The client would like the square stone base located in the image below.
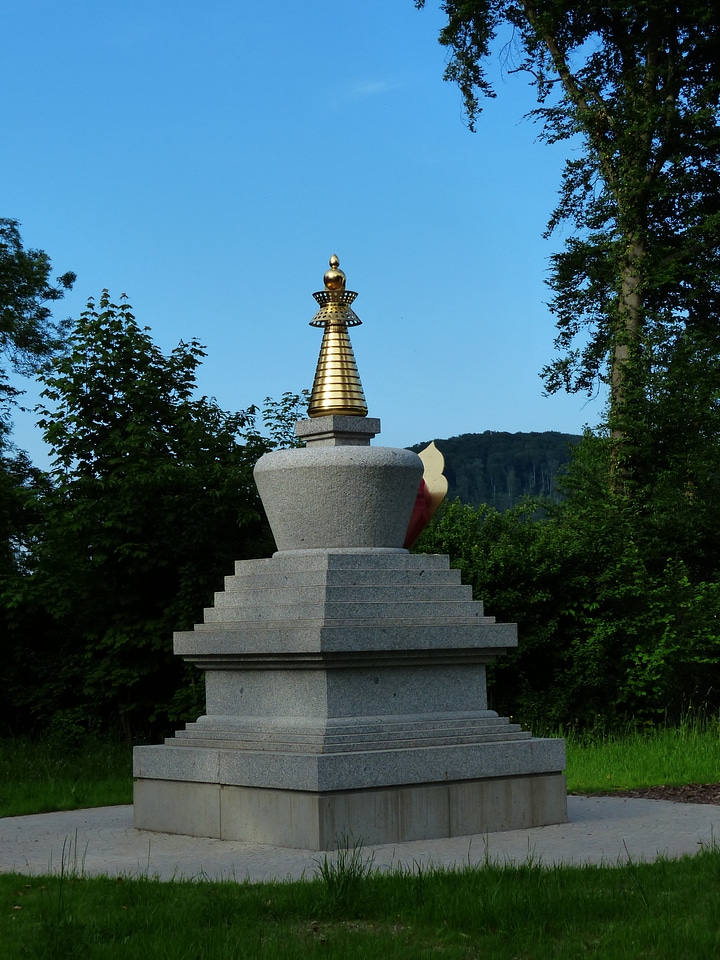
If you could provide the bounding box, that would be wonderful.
[133,773,567,850]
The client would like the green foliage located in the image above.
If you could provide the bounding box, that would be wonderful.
[415,429,720,727]
[0,447,52,732]
[3,292,273,738]
[0,218,77,732]
[414,497,590,724]
[257,390,310,449]
[315,838,376,915]
[418,1,720,401]
[0,447,49,580]
[410,430,579,509]
[0,216,75,585]
[411,2,720,724]
[0,218,75,379]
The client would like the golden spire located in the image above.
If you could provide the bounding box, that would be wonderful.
[308,255,368,418]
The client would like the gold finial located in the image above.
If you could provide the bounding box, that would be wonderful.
[308,255,368,418]
[324,254,346,291]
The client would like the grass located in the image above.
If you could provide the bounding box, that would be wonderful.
[1,715,719,818]
[1,722,720,957]
[2,845,720,958]
[563,713,720,793]
[0,737,132,818]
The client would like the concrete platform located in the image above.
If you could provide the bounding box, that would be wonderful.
[2,796,719,882]
[133,772,567,848]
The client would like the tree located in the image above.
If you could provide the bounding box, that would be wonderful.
[0,219,76,731]
[410,4,720,719]
[0,219,75,543]
[416,2,720,454]
[258,390,310,449]
[0,218,75,379]
[4,292,273,739]
[415,467,720,728]
[409,430,579,509]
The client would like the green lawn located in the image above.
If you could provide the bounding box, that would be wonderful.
[0,737,132,819]
[565,714,720,792]
[2,717,719,819]
[2,846,720,959]
[1,723,719,958]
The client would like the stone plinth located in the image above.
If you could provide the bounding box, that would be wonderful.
[133,551,567,847]
[295,415,381,446]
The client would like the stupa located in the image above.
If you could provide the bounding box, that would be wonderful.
[133,256,567,849]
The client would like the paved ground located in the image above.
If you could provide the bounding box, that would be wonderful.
[2,796,720,882]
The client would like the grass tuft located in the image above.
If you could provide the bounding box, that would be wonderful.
[314,835,376,914]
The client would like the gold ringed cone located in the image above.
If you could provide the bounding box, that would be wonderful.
[308,255,368,417]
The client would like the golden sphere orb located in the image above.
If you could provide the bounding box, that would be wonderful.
[324,254,346,290]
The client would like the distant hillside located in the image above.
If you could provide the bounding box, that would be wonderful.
[409,431,581,511]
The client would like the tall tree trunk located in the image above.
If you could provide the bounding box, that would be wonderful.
[611,237,645,439]
[609,237,646,494]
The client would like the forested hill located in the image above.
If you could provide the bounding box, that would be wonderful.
[409,431,581,511]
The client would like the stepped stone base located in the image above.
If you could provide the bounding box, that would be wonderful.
[133,550,567,848]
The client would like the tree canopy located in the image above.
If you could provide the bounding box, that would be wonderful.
[411,5,720,723]
[0,219,75,604]
[415,437,720,727]
[3,292,274,738]
[417,1,720,451]
[410,430,579,509]
[0,219,75,377]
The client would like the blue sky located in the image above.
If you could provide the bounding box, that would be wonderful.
[5,1,603,465]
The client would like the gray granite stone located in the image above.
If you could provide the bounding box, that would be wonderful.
[235,551,453,572]
[134,733,565,793]
[254,447,422,551]
[134,546,566,848]
[170,713,531,753]
[134,743,220,782]
[224,565,464,589]
[214,583,474,605]
[295,415,381,447]
[203,598,485,623]
[133,778,221,837]
[201,663,490,718]
[175,621,516,657]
